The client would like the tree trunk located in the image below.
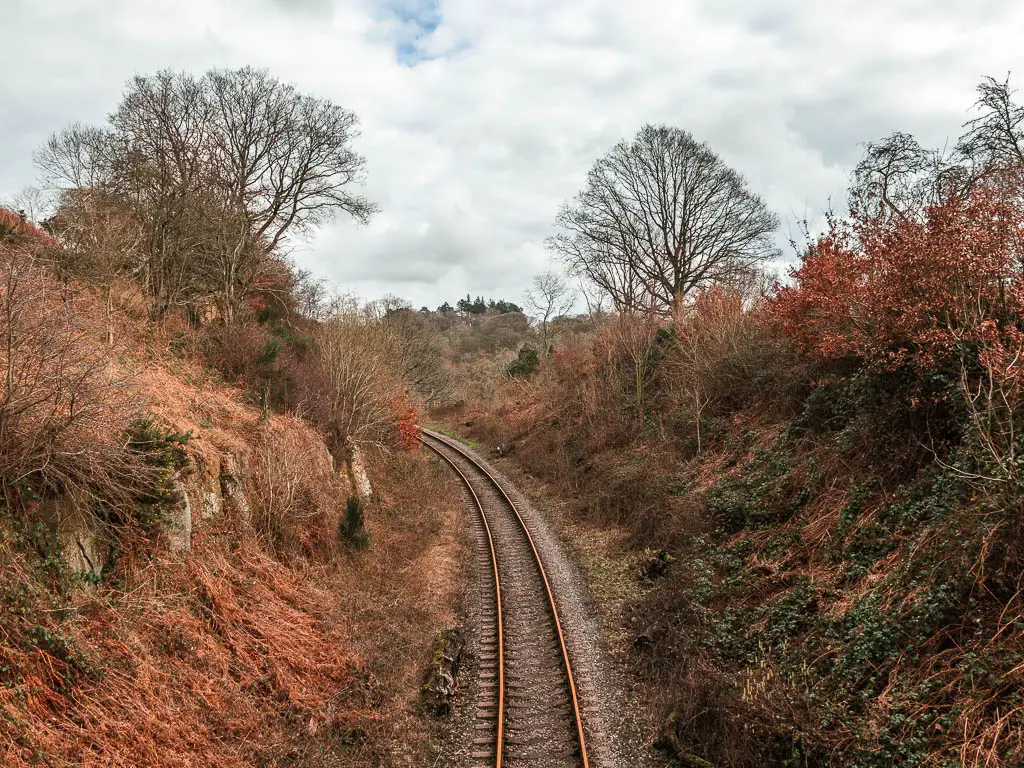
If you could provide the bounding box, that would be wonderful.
[346,440,373,501]
[333,438,372,501]
[104,284,114,346]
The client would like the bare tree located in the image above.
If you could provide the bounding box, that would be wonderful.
[35,123,111,190]
[548,124,779,311]
[202,67,377,322]
[847,75,1024,273]
[602,310,661,418]
[526,270,575,353]
[576,279,609,323]
[36,67,377,323]
[3,186,53,224]
[291,268,330,321]
[851,76,1024,228]
[959,74,1024,174]
[849,132,947,222]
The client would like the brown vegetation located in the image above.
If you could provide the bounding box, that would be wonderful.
[0,66,461,765]
[436,77,1024,767]
[0,285,464,765]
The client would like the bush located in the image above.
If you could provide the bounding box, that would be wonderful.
[665,286,805,453]
[338,495,370,550]
[204,322,308,412]
[769,183,1024,380]
[121,417,191,532]
[249,424,342,560]
[337,499,370,552]
[0,245,147,521]
[506,344,540,378]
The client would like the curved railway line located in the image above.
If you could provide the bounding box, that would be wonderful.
[420,429,590,768]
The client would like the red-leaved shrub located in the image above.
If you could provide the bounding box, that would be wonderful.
[769,183,1024,382]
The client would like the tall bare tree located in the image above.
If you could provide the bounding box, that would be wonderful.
[851,76,1024,227]
[36,67,377,323]
[548,124,779,311]
[526,270,575,353]
[201,67,376,322]
[848,132,946,223]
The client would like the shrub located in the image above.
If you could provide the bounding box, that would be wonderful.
[339,495,370,550]
[506,344,540,378]
[392,395,422,451]
[666,285,805,453]
[120,417,191,532]
[769,183,1024,380]
[204,322,305,412]
[0,245,145,521]
[309,308,407,455]
[249,425,340,560]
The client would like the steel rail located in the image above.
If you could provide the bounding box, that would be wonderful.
[420,433,505,767]
[421,429,590,768]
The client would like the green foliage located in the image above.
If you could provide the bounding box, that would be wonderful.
[789,367,966,473]
[840,469,966,582]
[654,443,1009,767]
[122,417,191,532]
[489,299,523,314]
[262,315,314,354]
[506,344,540,379]
[338,495,370,550]
[451,295,523,315]
[705,444,815,533]
[258,337,282,367]
[457,294,487,314]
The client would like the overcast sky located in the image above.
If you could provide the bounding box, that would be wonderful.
[2,0,1022,309]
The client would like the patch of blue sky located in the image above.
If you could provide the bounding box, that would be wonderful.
[383,0,447,65]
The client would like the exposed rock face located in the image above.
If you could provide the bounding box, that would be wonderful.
[166,477,192,553]
[56,502,108,580]
[54,449,250,569]
[220,454,251,519]
[347,440,373,501]
[197,455,224,520]
[420,629,465,717]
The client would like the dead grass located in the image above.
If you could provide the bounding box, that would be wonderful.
[0,437,468,768]
[327,448,467,766]
[0,276,469,766]
[0,523,358,767]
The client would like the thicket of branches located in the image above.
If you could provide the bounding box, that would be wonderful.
[0,225,182,546]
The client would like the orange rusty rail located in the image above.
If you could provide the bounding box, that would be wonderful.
[421,434,505,767]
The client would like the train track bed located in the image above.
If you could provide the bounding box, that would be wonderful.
[423,429,645,768]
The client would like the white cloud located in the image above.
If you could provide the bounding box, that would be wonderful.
[2,0,1023,308]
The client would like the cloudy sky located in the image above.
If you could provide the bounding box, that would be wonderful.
[1,0,1022,309]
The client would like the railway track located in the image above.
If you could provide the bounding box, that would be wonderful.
[421,429,590,768]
